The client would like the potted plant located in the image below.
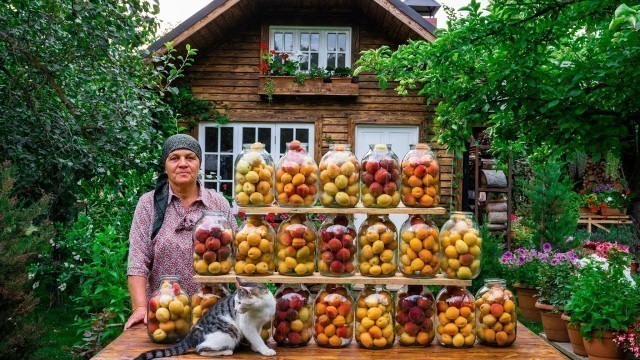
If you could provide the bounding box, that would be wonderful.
[500,247,543,321]
[565,242,640,359]
[592,182,633,216]
[613,318,640,360]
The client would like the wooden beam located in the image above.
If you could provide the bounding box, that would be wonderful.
[369,0,437,42]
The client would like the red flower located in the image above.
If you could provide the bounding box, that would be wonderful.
[269,50,276,55]
[260,42,267,50]
[579,189,585,195]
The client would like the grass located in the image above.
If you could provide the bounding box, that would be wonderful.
[28,304,78,360]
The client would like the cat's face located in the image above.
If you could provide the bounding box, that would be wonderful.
[235,278,274,309]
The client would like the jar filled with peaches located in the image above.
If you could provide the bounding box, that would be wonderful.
[401,143,440,207]
[147,275,191,343]
[191,284,229,325]
[396,285,436,347]
[276,214,316,276]
[399,215,440,278]
[360,144,401,208]
[192,211,234,276]
[317,214,357,277]
[275,140,319,207]
[314,284,354,348]
[234,142,275,206]
[234,215,275,276]
[357,214,398,277]
[273,284,313,347]
[475,279,517,347]
[318,144,360,207]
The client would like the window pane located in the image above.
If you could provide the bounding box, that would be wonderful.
[243,127,256,145]
[338,33,347,51]
[204,181,216,190]
[300,33,309,51]
[297,129,309,144]
[284,33,293,51]
[327,53,336,68]
[205,127,218,152]
[258,128,272,152]
[274,33,283,51]
[280,128,294,154]
[327,33,336,51]
[311,53,319,67]
[205,154,218,178]
[220,182,233,197]
[220,155,233,180]
[311,33,319,51]
[220,127,233,152]
[338,53,346,68]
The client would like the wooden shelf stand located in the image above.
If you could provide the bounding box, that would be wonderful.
[238,205,447,215]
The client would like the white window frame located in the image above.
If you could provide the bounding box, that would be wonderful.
[269,26,352,70]
[198,122,315,196]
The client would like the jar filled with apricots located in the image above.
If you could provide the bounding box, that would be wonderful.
[147,275,191,343]
[234,142,275,206]
[234,215,275,276]
[439,212,482,280]
[192,211,234,276]
[355,285,395,349]
[191,284,229,325]
[275,140,319,207]
[475,279,517,347]
[399,215,440,278]
[313,284,354,348]
[273,284,312,347]
[396,285,436,347]
[357,214,398,277]
[435,286,476,348]
[400,143,440,207]
[318,144,360,207]
[276,214,316,276]
[360,144,401,208]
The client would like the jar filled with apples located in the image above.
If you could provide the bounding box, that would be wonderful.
[360,144,401,208]
[234,142,275,206]
[273,284,313,347]
[192,211,234,276]
[317,214,357,277]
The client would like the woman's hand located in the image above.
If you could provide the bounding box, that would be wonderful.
[124,306,147,330]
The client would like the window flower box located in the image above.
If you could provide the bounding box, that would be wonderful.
[258,76,359,97]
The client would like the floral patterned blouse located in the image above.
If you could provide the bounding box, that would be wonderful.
[127,183,236,297]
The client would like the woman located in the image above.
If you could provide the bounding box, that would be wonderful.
[124,134,236,329]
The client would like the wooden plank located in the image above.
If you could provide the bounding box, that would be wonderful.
[92,323,566,360]
[194,273,471,287]
[237,205,446,215]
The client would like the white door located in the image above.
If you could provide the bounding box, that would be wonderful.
[354,125,419,230]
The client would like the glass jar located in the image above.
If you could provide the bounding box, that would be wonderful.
[317,214,357,277]
[360,144,401,208]
[192,210,234,276]
[191,284,229,325]
[401,143,440,207]
[435,286,476,348]
[313,284,354,348]
[355,285,395,349]
[147,275,191,343]
[357,214,398,277]
[475,279,517,347]
[439,212,482,280]
[234,142,275,206]
[396,285,436,347]
[399,215,440,278]
[276,214,316,276]
[318,144,360,207]
[273,284,312,347]
[234,215,275,275]
[275,140,319,207]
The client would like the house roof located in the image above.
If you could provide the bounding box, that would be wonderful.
[149,0,438,54]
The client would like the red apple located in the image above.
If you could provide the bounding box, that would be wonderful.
[336,248,351,262]
[328,238,343,252]
[289,296,304,311]
[362,172,375,186]
[220,231,233,246]
[330,260,345,274]
[203,251,217,263]
[217,246,231,261]
[277,298,290,311]
[374,169,391,185]
[366,161,380,174]
[369,182,383,197]
[206,237,221,251]
[193,242,206,256]
[383,182,397,195]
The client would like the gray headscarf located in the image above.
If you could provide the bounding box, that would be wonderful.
[152,134,202,239]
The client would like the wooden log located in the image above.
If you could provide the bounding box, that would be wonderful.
[488,223,508,231]
[480,169,507,188]
[486,202,507,212]
[488,211,508,224]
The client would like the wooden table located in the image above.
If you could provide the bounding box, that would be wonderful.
[92,323,568,359]
[577,213,632,232]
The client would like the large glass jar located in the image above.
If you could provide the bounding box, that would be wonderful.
[276,214,316,276]
[357,214,397,277]
[273,284,312,347]
[317,214,357,277]
[234,215,275,275]
[192,211,234,276]
[435,286,476,348]
[191,284,229,325]
[275,140,319,207]
[439,212,482,280]
[318,144,360,207]
[147,275,191,343]
[313,284,354,348]
[396,285,436,347]
[355,285,395,349]
[401,143,440,207]
[475,279,517,347]
[360,144,401,208]
[399,215,440,278]
[234,142,275,206]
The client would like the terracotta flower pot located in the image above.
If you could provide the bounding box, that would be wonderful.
[561,313,587,356]
[514,284,542,322]
[582,330,624,360]
[535,301,570,342]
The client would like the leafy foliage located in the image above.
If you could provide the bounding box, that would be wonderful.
[470,225,506,294]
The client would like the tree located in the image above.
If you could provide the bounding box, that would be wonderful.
[355,1,640,181]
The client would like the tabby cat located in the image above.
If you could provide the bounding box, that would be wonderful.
[135,277,276,359]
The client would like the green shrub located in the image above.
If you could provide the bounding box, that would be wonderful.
[470,225,506,294]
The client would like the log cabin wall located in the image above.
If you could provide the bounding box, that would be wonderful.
[186,4,458,209]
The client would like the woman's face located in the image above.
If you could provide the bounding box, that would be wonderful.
[165,149,200,188]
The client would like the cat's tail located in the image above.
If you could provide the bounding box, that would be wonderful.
[133,329,201,360]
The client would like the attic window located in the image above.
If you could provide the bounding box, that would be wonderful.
[269,26,352,71]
